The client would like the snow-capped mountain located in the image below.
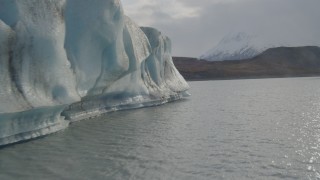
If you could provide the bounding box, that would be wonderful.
[200,32,277,61]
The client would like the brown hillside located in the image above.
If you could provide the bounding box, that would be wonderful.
[173,46,320,80]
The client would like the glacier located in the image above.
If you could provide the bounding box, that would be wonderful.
[0,0,189,146]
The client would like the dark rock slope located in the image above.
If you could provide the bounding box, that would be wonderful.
[174,46,320,80]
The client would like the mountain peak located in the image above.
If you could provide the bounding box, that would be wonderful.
[221,32,252,43]
[200,32,274,61]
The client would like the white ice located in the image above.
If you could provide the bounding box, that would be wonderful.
[0,0,189,146]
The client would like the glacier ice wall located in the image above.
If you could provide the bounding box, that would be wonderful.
[0,0,189,146]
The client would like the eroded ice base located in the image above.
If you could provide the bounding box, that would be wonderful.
[0,106,69,146]
[63,91,190,122]
[0,91,189,146]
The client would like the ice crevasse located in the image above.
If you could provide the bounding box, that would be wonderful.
[0,0,189,146]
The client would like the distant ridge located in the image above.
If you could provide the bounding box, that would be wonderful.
[174,46,320,80]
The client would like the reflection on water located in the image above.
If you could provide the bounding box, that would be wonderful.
[295,100,320,179]
[1,77,320,179]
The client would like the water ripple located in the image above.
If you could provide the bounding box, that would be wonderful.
[1,77,320,179]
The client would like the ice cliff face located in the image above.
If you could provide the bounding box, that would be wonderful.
[0,0,189,146]
[200,32,277,61]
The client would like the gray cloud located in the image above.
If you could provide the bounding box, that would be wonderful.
[122,0,320,57]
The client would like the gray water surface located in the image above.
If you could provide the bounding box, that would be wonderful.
[1,77,320,179]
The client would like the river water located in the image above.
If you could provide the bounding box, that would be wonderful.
[1,77,320,179]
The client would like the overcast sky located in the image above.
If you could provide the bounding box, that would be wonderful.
[121,0,320,57]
